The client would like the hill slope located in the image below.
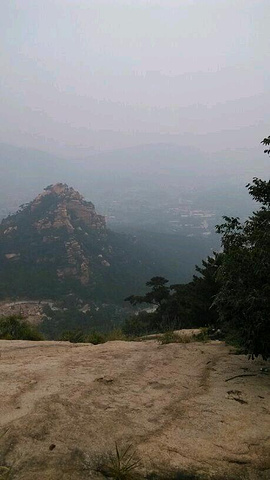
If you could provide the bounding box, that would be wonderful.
[0,183,159,302]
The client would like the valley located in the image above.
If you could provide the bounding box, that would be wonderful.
[1,2,269,479]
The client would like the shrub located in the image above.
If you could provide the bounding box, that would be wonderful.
[193,328,209,342]
[86,331,106,345]
[122,312,157,337]
[159,331,191,345]
[105,329,127,342]
[0,316,43,341]
[60,329,86,343]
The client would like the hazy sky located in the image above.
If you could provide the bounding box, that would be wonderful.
[1,0,269,156]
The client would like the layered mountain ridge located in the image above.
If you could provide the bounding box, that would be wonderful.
[0,184,157,302]
[1,183,107,287]
[31,183,106,234]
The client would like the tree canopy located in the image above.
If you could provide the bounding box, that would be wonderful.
[214,140,270,359]
[125,136,270,359]
[124,254,221,335]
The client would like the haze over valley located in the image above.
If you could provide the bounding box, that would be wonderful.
[0,2,269,479]
[1,141,268,286]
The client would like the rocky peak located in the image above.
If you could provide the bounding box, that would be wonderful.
[11,183,106,232]
[44,183,84,200]
[0,184,107,287]
[0,184,156,303]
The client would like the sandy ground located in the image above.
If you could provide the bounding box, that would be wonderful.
[0,338,269,480]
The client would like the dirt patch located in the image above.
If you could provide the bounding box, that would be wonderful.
[0,339,269,479]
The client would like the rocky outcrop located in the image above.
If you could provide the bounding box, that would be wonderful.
[0,339,269,480]
[0,184,108,287]
[0,183,158,302]
[31,183,106,232]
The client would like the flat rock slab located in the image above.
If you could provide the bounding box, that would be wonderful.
[0,339,269,479]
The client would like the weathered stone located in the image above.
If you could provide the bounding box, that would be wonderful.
[0,184,106,286]
[0,339,269,479]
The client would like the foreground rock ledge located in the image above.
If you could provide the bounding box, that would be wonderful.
[0,339,269,480]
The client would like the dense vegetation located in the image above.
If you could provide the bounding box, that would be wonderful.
[0,138,269,359]
[40,302,129,339]
[125,137,270,359]
[0,316,43,341]
[123,255,221,337]
[0,186,163,303]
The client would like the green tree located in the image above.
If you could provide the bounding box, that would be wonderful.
[124,257,222,335]
[125,276,170,308]
[125,276,179,333]
[215,138,270,359]
[183,252,222,327]
[262,135,270,155]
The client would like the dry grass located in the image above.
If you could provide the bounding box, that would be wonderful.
[159,329,210,345]
[0,466,11,480]
[97,443,141,480]
[159,331,192,345]
[0,431,11,480]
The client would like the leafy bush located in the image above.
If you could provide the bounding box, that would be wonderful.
[125,137,270,359]
[60,329,87,343]
[122,312,157,337]
[124,257,222,337]
[193,328,210,342]
[223,329,246,355]
[40,303,126,340]
[215,177,270,359]
[0,316,43,341]
[86,331,106,345]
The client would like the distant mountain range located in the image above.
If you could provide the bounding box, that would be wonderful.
[1,142,267,300]
[0,142,268,220]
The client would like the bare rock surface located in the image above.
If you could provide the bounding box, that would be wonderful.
[0,339,269,479]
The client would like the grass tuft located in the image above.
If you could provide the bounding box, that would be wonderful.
[0,466,11,480]
[97,443,141,480]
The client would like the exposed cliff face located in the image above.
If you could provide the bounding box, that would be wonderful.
[31,183,106,232]
[0,184,107,288]
[3,183,106,232]
[0,184,158,302]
